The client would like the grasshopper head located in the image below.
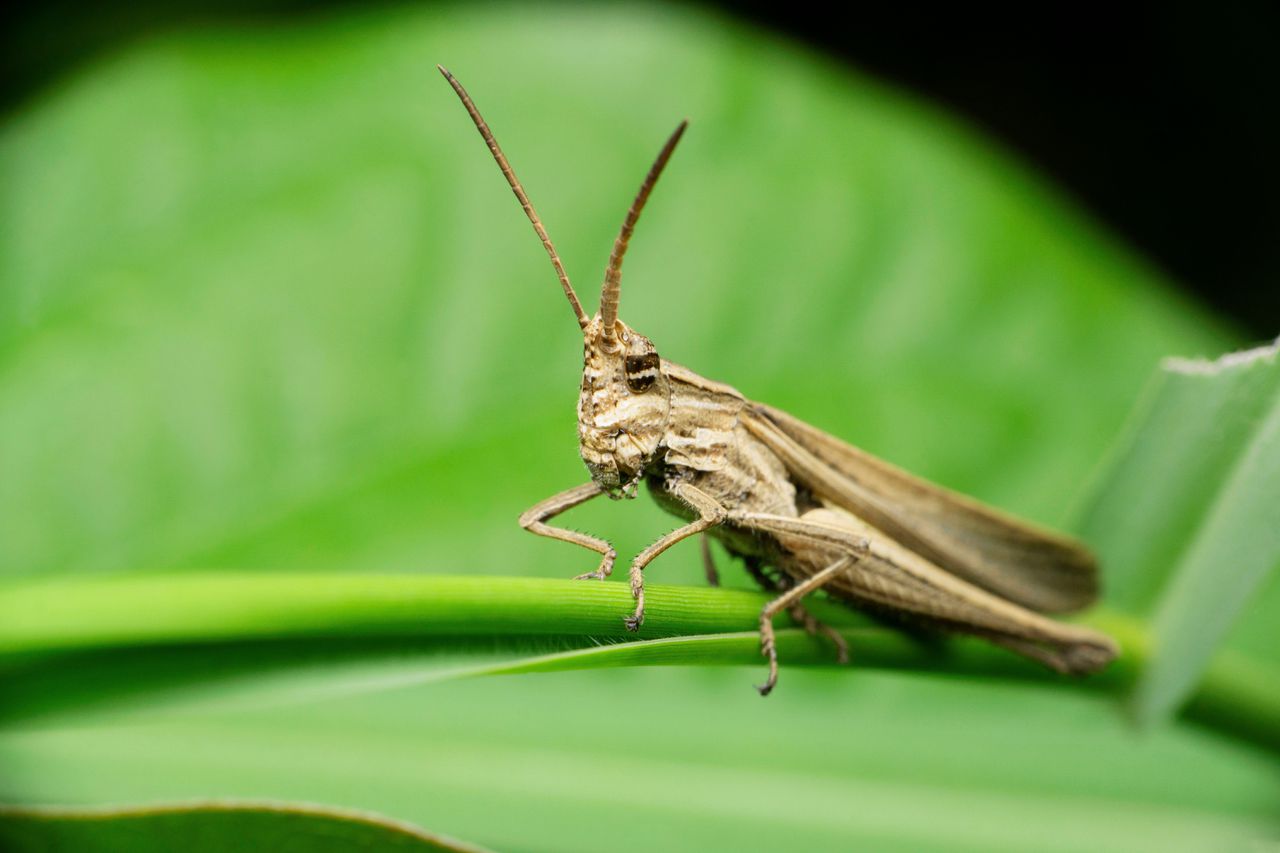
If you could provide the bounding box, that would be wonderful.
[439,67,685,497]
[575,119,686,497]
[577,315,670,496]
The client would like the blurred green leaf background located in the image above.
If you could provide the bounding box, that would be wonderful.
[1,4,1277,851]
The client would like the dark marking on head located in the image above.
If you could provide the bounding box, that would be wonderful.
[625,352,661,393]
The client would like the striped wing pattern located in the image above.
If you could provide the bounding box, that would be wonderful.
[747,404,1099,614]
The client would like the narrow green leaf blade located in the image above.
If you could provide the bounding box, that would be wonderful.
[3,570,1277,751]
[0,801,492,853]
[0,573,869,657]
[1078,341,1280,724]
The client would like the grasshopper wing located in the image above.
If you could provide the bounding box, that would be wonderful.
[762,505,1116,673]
[744,403,1099,614]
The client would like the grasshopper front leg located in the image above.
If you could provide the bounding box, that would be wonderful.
[625,482,727,631]
[519,482,616,580]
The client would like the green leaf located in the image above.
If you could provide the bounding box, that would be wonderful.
[1077,341,1280,725]
[0,7,1226,586]
[4,671,1279,853]
[0,802,492,852]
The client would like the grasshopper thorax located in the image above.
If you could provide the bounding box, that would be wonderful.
[577,316,669,497]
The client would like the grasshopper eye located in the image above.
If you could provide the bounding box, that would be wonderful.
[625,352,661,393]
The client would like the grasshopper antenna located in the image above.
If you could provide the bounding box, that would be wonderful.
[599,120,688,345]
[437,65,589,329]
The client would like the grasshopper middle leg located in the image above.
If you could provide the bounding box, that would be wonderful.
[624,482,726,630]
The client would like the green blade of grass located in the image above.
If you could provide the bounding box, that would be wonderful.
[2,572,1277,751]
[0,573,866,655]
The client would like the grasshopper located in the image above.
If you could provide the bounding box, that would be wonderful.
[439,67,1118,694]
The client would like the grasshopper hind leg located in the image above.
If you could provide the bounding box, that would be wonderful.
[699,535,721,587]
[737,553,851,667]
[786,598,850,665]
[756,555,855,696]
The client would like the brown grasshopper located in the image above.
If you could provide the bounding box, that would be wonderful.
[439,67,1118,694]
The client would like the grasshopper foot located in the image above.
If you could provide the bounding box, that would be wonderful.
[572,549,615,581]
[624,570,645,631]
[624,592,645,631]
